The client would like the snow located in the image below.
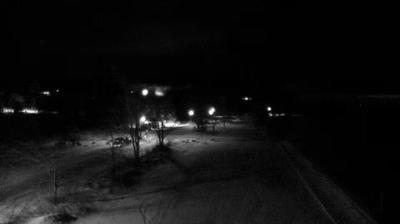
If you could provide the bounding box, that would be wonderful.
[1,122,336,224]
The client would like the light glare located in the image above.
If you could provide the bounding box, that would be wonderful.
[208,107,215,115]
[41,91,51,96]
[188,109,195,117]
[242,96,252,101]
[2,108,14,114]
[155,89,164,97]
[141,88,149,96]
[22,108,39,114]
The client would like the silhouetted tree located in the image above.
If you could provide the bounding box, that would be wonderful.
[146,94,175,147]
[115,77,145,162]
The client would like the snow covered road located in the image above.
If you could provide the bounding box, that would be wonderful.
[74,123,334,224]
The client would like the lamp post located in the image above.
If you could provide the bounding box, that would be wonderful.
[208,107,216,132]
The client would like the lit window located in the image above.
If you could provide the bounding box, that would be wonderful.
[2,108,14,114]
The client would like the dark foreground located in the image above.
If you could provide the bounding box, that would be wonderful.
[267,104,394,223]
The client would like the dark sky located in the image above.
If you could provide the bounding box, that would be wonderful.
[1,0,392,93]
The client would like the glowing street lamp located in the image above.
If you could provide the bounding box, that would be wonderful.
[208,107,215,116]
[140,115,147,124]
[141,88,149,96]
[41,91,51,96]
[267,106,272,112]
[242,96,252,101]
[188,109,195,117]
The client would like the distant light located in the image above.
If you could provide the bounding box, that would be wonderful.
[155,89,164,97]
[140,115,146,123]
[21,108,39,114]
[208,107,216,116]
[242,96,252,101]
[267,106,272,112]
[56,89,60,93]
[188,109,195,117]
[2,108,14,114]
[141,88,149,96]
[130,90,134,94]
[163,120,177,127]
[41,91,51,96]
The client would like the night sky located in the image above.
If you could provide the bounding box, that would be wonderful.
[1,1,392,94]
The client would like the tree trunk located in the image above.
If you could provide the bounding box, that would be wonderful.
[111,147,116,180]
[53,168,58,205]
[160,120,165,147]
[134,126,140,161]
[129,128,136,158]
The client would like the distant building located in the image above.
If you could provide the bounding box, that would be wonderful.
[0,87,61,115]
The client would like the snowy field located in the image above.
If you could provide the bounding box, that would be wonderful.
[1,122,349,224]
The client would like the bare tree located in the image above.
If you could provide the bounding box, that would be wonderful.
[123,87,142,162]
[110,76,143,163]
[147,98,175,148]
[104,96,132,190]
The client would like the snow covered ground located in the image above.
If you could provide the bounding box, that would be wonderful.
[1,122,351,224]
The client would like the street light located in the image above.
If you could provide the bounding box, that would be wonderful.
[141,88,149,96]
[41,91,51,96]
[140,115,147,124]
[208,107,215,116]
[242,96,252,101]
[188,109,195,117]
